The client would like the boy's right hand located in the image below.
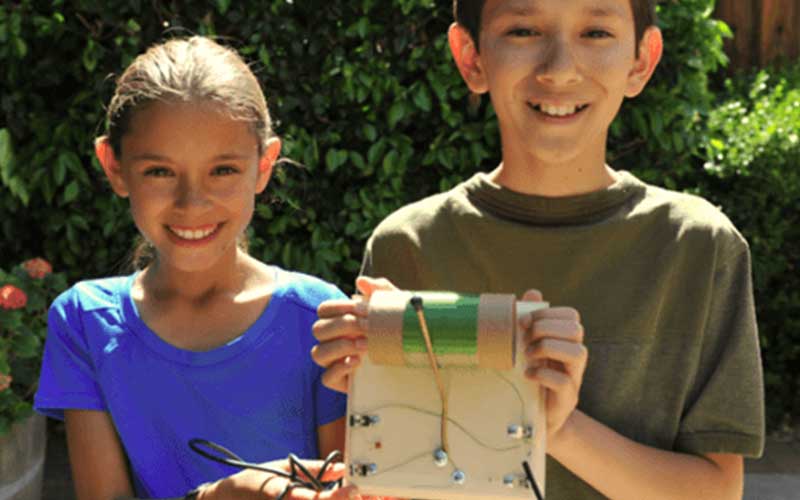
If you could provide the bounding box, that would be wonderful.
[312,277,397,393]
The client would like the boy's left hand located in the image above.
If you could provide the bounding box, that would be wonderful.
[519,290,588,446]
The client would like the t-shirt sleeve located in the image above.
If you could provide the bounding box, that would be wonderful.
[359,229,423,289]
[675,244,765,457]
[34,291,106,420]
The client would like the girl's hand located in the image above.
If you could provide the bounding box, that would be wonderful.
[200,460,358,499]
[312,277,397,393]
[519,290,588,447]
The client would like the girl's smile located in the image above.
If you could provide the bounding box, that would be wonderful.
[166,223,225,246]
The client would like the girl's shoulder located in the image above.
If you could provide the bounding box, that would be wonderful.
[50,274,134,317]
[273,267,346,313]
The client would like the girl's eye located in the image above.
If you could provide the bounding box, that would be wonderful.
[584,29,613,39]
[143,167,172,177]
[212,165,239,176]
[506,28,539,38]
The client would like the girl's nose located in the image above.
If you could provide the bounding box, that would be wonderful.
[536,36,583,86]
[175,178,211,209]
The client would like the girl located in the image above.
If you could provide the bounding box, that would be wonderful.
[34,37,354,500]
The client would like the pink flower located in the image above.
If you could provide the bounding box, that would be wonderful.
[0,284,27,310]
[0,373,11,392]
[22,258,52,279]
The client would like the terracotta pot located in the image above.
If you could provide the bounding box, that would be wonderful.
[0,414,46,500]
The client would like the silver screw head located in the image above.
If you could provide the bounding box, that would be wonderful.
[433,448,449,467]
[452,470,466,485]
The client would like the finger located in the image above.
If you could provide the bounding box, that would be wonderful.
[317,484,361,500]
[311,338,368,368]
[531,306,580,322]
[525,364,576,395]
[519,289,544,302]
[316,462,348,482]
[318,299,363,319]
[355,276,397,297]
[525,339,588,380]
[320,356,361,393]
[264,480,360,500]
[313,315,367,343]
[524,317,584,343]
[520,306,579,331]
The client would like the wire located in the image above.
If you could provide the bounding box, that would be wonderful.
[411,295,450,453]
[522,460,545,500]
[188,438,342,497]
[363,403,523,452]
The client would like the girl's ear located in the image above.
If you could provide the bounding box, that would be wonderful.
[625,26,663,98]
[95,137,130,198]
[448,23,489,94]
[256,137,281,194]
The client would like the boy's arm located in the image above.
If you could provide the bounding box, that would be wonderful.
[549,410,742,500]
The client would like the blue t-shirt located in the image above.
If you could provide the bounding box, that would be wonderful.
[34,268,347,498]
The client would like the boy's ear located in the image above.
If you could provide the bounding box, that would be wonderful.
[256,137,281,194]
[95,137,129,198]
[625,26,663,98]
[448,23,489,94]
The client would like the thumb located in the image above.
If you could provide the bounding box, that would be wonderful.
[520,289,544,302]
[355,276,398,298]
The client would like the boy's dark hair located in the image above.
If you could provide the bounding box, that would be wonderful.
[453,0,657,52]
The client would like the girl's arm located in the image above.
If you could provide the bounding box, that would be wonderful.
[64,409,135,500]
[549,410,743,500]
[317,416,346,459]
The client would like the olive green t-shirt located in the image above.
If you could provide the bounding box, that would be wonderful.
[360,171,764,499]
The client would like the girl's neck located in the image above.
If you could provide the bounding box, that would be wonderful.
[139,249,271,303]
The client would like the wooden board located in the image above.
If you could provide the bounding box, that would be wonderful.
[345,302,547,500]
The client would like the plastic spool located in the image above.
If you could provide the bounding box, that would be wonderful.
[367,291,517,370]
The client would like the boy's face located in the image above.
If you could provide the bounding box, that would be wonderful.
[451,0,660,168]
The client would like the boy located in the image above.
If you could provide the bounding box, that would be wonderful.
[312,1,765,498]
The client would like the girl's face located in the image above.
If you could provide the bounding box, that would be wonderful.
[97,100,280,273]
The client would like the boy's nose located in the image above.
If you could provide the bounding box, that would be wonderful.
[535,37,583,86]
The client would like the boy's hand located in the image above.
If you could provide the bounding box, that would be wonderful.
[519,290,588,446]
[312,277,397,393]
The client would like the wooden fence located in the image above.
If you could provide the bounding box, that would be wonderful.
[714,0,800,69]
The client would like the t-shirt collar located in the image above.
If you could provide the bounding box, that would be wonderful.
[463,170,646,225]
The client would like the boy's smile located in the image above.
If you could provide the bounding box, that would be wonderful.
[450,0,661,195]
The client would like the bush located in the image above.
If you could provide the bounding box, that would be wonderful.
[697,67,800,428]
[0,259,68,435]
[0,1,795,427]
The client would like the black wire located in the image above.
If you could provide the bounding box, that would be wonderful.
[188,438,342,494]
[522,460,545,500]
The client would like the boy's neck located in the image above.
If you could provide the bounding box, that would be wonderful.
[489,141,619,197]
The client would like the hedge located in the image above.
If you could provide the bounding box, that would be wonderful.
[0,0,797,428]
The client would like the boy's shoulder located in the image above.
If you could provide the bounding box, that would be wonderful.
[370,176,477,240]
[635,178,748,253]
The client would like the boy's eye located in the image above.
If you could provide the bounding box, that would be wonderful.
[143,166,172,177]
[584,29,613,39]
[212,165,239,176]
